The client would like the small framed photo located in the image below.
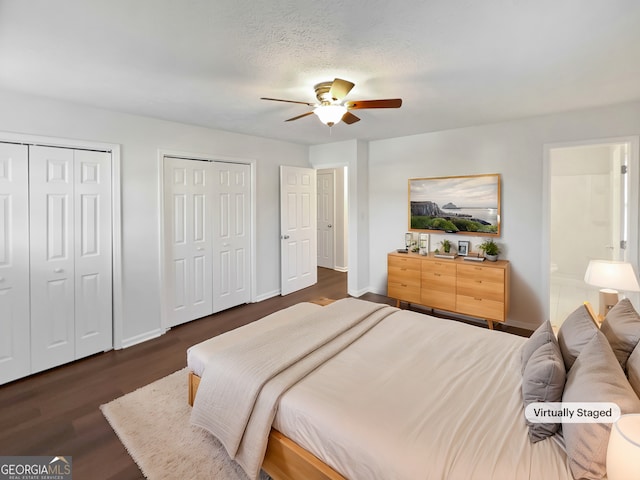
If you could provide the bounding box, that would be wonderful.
[458,240,470,256]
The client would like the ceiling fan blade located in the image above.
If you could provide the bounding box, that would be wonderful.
[329,78,355,101]
[261,97,316,107]
[345,99,402,109]
[342,111,360,125]
[285,111,314,122]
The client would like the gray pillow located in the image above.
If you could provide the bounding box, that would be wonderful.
[522,341,566,442]
[629,342,640,398]
[557,304,599,371]
[562,331,640,480]
[521,320,556,374]
[600,298,640,371]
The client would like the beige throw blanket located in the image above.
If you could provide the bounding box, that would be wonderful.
[190,298,396,479]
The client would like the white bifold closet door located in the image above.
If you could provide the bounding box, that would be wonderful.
[29,146,112,374]
[212,162,251,313]
[0,144,30,384]
[164,158,250,327]
[164,157,214,326]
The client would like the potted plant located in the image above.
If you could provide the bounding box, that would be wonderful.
[478,239,501,261]
[440,239,452,254]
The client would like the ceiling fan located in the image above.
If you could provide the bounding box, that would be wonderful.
[261,78,402,127]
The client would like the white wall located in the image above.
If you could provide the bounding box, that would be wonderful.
[368,100,640,330]
[310,140,370,296]
[0,89,309,346]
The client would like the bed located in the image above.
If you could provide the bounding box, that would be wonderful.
[187,297,640,480]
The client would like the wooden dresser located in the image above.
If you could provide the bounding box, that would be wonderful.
[387,251,510,329]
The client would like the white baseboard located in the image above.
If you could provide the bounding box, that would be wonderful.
[334,266,348,273]
[120,328,165,349]
[348,286,373,298]
[254,289,281,303]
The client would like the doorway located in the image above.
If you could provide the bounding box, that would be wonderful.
[317,167,349,273]
[546,138,639,327]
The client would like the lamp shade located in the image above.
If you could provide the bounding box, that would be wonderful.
[313,105,347,126]
[584,260,640,292]
[607,414,640,480]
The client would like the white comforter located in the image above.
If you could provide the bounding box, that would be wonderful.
[274,308,573,480]
[188,300,574,480]
[191,298,397,479]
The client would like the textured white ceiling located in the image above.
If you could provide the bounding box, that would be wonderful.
[1,0,640,145]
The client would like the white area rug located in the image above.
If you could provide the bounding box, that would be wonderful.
[100,368,269,479]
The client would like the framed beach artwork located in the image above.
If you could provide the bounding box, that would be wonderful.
[408,174,501,236]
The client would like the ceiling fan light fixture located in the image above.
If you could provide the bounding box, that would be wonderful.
[313,104,347,126]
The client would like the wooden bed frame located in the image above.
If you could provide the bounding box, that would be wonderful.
[187,297,346,480]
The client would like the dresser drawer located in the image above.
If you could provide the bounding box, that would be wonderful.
[422,290,456,311]
[388,281,422,304]
[388,266,421,285]
[388,255,422,271]
[456,276,504,302]
[422,270,456,291]
[457,264,504,283]
[456,295,505,322]
[423,259,456,276]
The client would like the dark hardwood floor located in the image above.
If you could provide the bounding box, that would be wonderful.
[0,268,529,479]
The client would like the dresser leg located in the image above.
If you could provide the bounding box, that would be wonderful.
[487,320,494,330]
[396,299,400,308]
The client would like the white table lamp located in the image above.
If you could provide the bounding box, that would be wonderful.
[607,414,640,480]
[584,260,640,318]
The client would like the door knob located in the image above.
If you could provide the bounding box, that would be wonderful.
[281,235,290,239]
[328,224,332,228]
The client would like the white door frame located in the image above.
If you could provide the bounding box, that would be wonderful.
[542,135,640,320]
[0,131,123,348]
[158,149,257,332]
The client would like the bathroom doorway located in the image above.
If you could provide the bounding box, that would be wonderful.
[546,138,638,328]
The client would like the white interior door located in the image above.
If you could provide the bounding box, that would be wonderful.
[74,149,112,358]
[212,162,251,312]
[164,157,214,327]
[0,143,30,384]
[30,146,77,372]
[317,171,335,269]
[280,166,317,295]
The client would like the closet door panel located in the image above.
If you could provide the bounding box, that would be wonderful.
[213,162,250,313]
[163,158,214,327]
[29,146,75,373]
[74,150,112,358]
[0,143,30,384]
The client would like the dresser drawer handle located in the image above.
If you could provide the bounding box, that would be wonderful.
[434,273,441,277]
[476,280,482,283]
[401,283,408,287]
[474,297,483,301]
[400,268,407,271]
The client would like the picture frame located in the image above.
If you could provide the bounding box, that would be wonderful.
[458,240,470,256]
[408,173,501,236]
